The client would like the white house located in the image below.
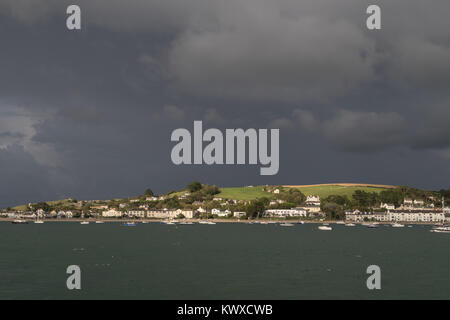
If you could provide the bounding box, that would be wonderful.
[234,211,246,218]
[196,207,207,214]
[179,193,191,199]
[263,208,307,217]
[146,196,158,201]
[403,198,413,206]
[102,209,123,218]
[269,199,286,206]
[346,209,445,223]
[294,195,321,214]
[146,209,194,219]
[380,202,395,210]
[128,210,146,218]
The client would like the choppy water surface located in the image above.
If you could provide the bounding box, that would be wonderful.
[0,222,449,299]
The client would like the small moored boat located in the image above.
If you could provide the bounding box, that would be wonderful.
[431,226,450,233]
[392,223,405,228]
[12,219,28,224]
[279,223,295,227]
[179,221,194,225]
[318,225,332,231]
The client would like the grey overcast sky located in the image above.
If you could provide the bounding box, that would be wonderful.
[0,0,449,207]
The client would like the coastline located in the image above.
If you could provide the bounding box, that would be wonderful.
[0,218,441,225]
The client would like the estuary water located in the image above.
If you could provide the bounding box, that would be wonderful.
[0,222,449,299]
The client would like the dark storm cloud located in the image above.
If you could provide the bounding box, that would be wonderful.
[0,0,450,207]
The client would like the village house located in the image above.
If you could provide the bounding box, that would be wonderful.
[263,208,307,217]
[380,202,395,210]
[403,198,413,206]
[210,208,231,217]
[179,192,191,199]
[296,195,321,214]
[233,212,246,218]
[346,209,445,223]
[196,207,207,214]
[146,209,194,219]
[92,205,108,210]
[269,199,286,206]
[127,210,146,218]
[102,208,123,218]
[146,196,158,201]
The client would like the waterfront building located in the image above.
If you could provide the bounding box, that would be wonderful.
[127,210,146,218]
[102,209,123,218]
[233,212,246,218]
[296,195,321,214]
[146,209,194,219]
[380,202,395,210]
[345,209,445,223]
[263,208,307,217]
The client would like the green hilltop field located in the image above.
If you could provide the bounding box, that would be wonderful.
[216,184,394,201]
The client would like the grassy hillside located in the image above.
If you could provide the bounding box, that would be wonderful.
[217,184,393,201]
[287,185,390,199]
[12,199,74,211]
[217,186,273,200]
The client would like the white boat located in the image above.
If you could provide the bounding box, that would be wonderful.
[366,224,379,228]
[335,221,345,225]
[80,221,90,225]
[297,221,305,225]
[179,221,194,225]
[95,221,104,224]
[431,226,450,233]
[392,223,405,228]
[34,220,44,224]
[141,221,149,224]
[12,219,28,224]
[279,223,295,227]
[345,223,356,227]
[318,225,332,231]
[259,221,269,225]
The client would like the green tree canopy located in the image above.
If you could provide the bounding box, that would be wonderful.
[187,181,202,193]
[144,188,154,196]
